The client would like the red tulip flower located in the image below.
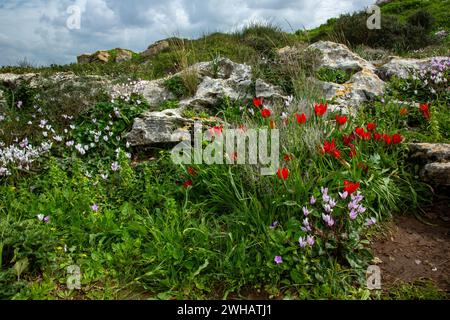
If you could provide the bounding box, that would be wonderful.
[209,126,223,137]
[400,108,408,116]
[335,115,348,125]
[284,154,291,161]
[324,139,341,159]
[183,180,193,188]
[383,134,392,145]
[295,113,307,124]
[253,97,263,108]
[355,127,365,137]
[373,132,382,141]
[419,103,430,120]
[277,167,289,180]
[344,181,360,194]
[392,133,402,144]
[362,132,372,140]
[342,134,355,146]
[367,123,376,131]
[314,103,328,117]
[261,108,271,118]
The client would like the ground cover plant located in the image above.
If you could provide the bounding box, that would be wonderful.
[1,10,449,300]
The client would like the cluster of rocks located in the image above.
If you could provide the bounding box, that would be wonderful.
[278,41,447,112]
[76,37,185,64]
[4,40,449,187]
[409,143,450,186]
[77,48,133,64]
[125,58,285,146]
[0,72,110,112]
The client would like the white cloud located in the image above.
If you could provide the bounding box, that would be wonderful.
[0,0,375,66]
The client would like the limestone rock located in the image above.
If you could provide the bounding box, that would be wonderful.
[376,56,448,80]
[255,78,285,100]
[422,163,450,186]
[125,109,193,146]
[0,73,38,87]
[307,41,384,108]
[114,49,133,63]
[409,143,450,186]
[141,39,171,59]
[77,54,92,64]
[308,41,375,72]
[409,143,450,163]
[127,58,289,146]
[77,49,134,64]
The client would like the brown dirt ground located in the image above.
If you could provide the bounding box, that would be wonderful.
[371,190,450,292]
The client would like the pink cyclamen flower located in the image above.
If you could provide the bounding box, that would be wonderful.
[274,256,283,264]
[37,214,50,223]
[322,213,335,227]
[111,162,120,171]
[310,196,316,205]
[349,210,358,220]
[301,218,312,232]
[365,217,377,226]
[339,191,348,199]
[307,235,315,246]
[91,204,99,212]
[302,206,310,216]
[299,236,307,248]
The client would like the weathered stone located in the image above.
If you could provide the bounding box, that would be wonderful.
[307,41,385,108]
[127,58,290,146]
[409,143,450,186]
[77,54,92,64]
[141,40,171,59]
[114,49,133,63]
[376,56,447,80]
[78,49,133,64]
[125,109,193,146]
[0,73,38,87]
[409,143,450,163]
[92,51,110,63]
[308,41,375,72]
[255,78,285,100]
[77,51,111,64]
[422,163,450,186]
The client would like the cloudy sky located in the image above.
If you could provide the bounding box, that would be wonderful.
[0,0,375,66]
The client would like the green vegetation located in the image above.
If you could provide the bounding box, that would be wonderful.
[296,0,450,54]
[1,12,449,300]
[316,67,353,84]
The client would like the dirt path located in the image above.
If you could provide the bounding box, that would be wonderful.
[371,191,450,292]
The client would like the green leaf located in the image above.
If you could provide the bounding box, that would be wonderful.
[13,257,29,280]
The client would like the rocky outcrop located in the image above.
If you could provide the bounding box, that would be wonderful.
[376,56,447,80]
[114,49,133,62]
[0,73,39,87]
[126,109,193,146]
[78,50,110,63]
[126,58,285,146]
[409,143,450,186]
[309,41,375,73]
[0,72,110,113]
[77,49,133,64]
[307,41,385,109]
[141,40,171,59]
